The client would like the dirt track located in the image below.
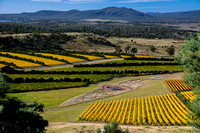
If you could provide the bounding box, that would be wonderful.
[47,122,196,133]
[22,58,123,71]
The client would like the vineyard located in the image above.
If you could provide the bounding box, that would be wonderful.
[164,78,196,102]
[104,55,118,58]
[73,54,103,60]
[181,91,196,101]
[0,56,40,67]
[120,55,132,58]
[0,52,65,65]
[35,53,85,63]
[79,93,190,126]
[3,58,182,92]
[164,78,192,92]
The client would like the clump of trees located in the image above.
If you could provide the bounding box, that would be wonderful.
[176,34,200,129]
[0,73,48,132]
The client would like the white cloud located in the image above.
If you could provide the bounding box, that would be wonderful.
[31,0,62,2]
[118,0,175,3]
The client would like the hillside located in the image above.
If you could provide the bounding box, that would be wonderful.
[0,7,200,22]
[148,10,200,22]
[0,7,155,22]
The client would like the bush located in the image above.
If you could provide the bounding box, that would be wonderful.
[97,121,130,133]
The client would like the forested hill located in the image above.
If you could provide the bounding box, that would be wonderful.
[148,10,200,22]
[0,7,200,22]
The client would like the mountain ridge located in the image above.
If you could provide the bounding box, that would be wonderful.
[0,7,199,22]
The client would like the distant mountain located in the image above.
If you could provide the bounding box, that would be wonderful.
[148,10,200,22]
[0,7,155,22]
[0,7,200,22]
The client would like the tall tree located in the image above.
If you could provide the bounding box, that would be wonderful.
[124,46,131,53]
[0,73,48,133]
[176,34,200,129]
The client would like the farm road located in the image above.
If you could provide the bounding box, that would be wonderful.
[47,122,195,133]
[22,58,124,71]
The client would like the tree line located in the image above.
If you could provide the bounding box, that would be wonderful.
[2,66,176,75]
[74,62,179,67]
[0,22,196,39]
[6,77,90,84]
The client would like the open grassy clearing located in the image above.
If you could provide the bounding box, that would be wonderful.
[108,37,184,47]
[108,37,184,57]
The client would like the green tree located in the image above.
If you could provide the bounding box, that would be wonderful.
[97,121,130,133]
[176,34,200,129]
[0,73,48,133]
[115,46,122,53]
[131,47,137,55]
[124,46,131,53]
[166,45,175,57]
[150,45,156,53]
[0,73,9,98]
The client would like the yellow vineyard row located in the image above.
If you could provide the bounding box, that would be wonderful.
[35,53,85,63]
[1,52,65,65]
[79,93,190,126]
[181,91,196,101]
[73,54,103,60]
[0,56,40,67]
[164,78,192,92]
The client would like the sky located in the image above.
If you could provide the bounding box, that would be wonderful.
[0,0,200,14]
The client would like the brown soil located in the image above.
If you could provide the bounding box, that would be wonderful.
[59,73,182,107]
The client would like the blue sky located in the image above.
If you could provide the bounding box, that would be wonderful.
[0,0,200,14]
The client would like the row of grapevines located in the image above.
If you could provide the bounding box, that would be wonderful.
[181,91,196,101]
[79,93,190,126]
[164,78,192,92]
